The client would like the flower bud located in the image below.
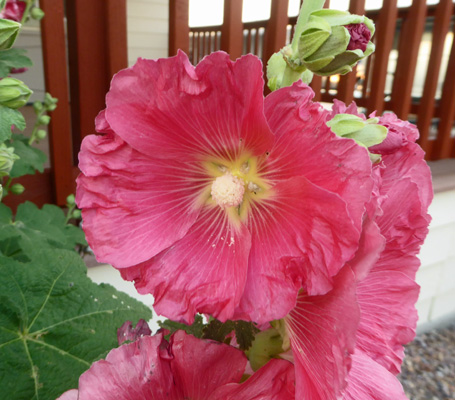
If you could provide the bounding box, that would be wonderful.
[30,7,45,21]
[0,18,21,50]
[0,143,19,176]
[46,103,57,111]
[38,115,51,125]
[10,183,24,195]
[66,193,76,205]
[0,77,33,109]
[44,92,58,106]
[0,0,26,22]
[33,101,43,113]
[296,9,375,76]
[72,209,81,219]
[36,129,47,140]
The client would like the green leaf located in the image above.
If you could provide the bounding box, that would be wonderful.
[233,320,259,351]
[158,314,205,338]
[0,105,25,141]
[0,248,153,400]
[8,134,47,178]
[203,319,259,351]
[0,48,33,78]
[0,202,87,260]
[203,319,235,343]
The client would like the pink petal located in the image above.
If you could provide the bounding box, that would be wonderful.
[77,334,178,399]
[235,175,362,323]
[210,359,295,400]
[170,330,247,399]
[342,350,408,400]
[285,267,360,400]
[76,126,208,268]
[56,389,79,400]
[264,82,373,232]
[105,51,274,161]
[121,205,251,323]
[356,266,419,374]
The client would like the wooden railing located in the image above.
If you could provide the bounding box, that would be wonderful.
[170,0,455,160]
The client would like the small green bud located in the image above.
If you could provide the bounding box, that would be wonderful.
[66,193,76,205]
[0,18,21,50]
[0,78,33,109]
[10,183,25,195]
[72,209,81,219]
[38,115,51,125]
[30,7,45,21]
[44,92,58,106]
[33,101,43,113]
[296,9,375,76]
[0,144,19,177]
[0,184,3,201]
[36,129,47,140]
[46,103,57,111]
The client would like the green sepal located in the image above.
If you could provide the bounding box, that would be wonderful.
[246,327,284,371]
[299,28,331,59]
[0,18,20,50]
[305,25,350,62]
[345,123,388,148]
[326,114,366,136]
[318,49,364,75]
[311,9,365,26]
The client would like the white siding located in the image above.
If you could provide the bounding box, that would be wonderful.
[127,0,169,66]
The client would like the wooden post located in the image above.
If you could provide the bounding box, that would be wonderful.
[169,0,190,56]
[263,0,289,66]
[221,0,244,60]
[390,0,427,120]
[432,28,455,160]
[336,0,365,104]
[39,0,74,205]
[417,0,454,155]
[66,0,128,163]
[367,0,398,115]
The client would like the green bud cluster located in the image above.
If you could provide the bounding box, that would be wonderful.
[0,18,21,50]
[0,143,19,177]
[31,93,58,143]
[0,77,33,109]
[296,10,375,76]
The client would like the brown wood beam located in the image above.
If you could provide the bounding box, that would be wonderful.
[39,0,74,205]
[221,0,244,60]
[169,0,190,56]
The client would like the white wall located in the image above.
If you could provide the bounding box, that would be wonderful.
[127,0,169,66]
[415,189,455,331]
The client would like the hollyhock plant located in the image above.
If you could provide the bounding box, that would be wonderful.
[76,51,374,325]
[57,330,295,400]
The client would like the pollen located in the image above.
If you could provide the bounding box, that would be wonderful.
[211,172,245,208]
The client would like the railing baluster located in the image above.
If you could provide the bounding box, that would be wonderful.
[390,0,427,120]
[417,0,454,155]
[432,29,455,160]
[367,0,398,115]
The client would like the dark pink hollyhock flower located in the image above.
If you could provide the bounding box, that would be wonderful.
[76,52,373,324]
[0,0,26,22]
[57,331,295,400]
[345,23,371,52]
[117,319,152,345]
